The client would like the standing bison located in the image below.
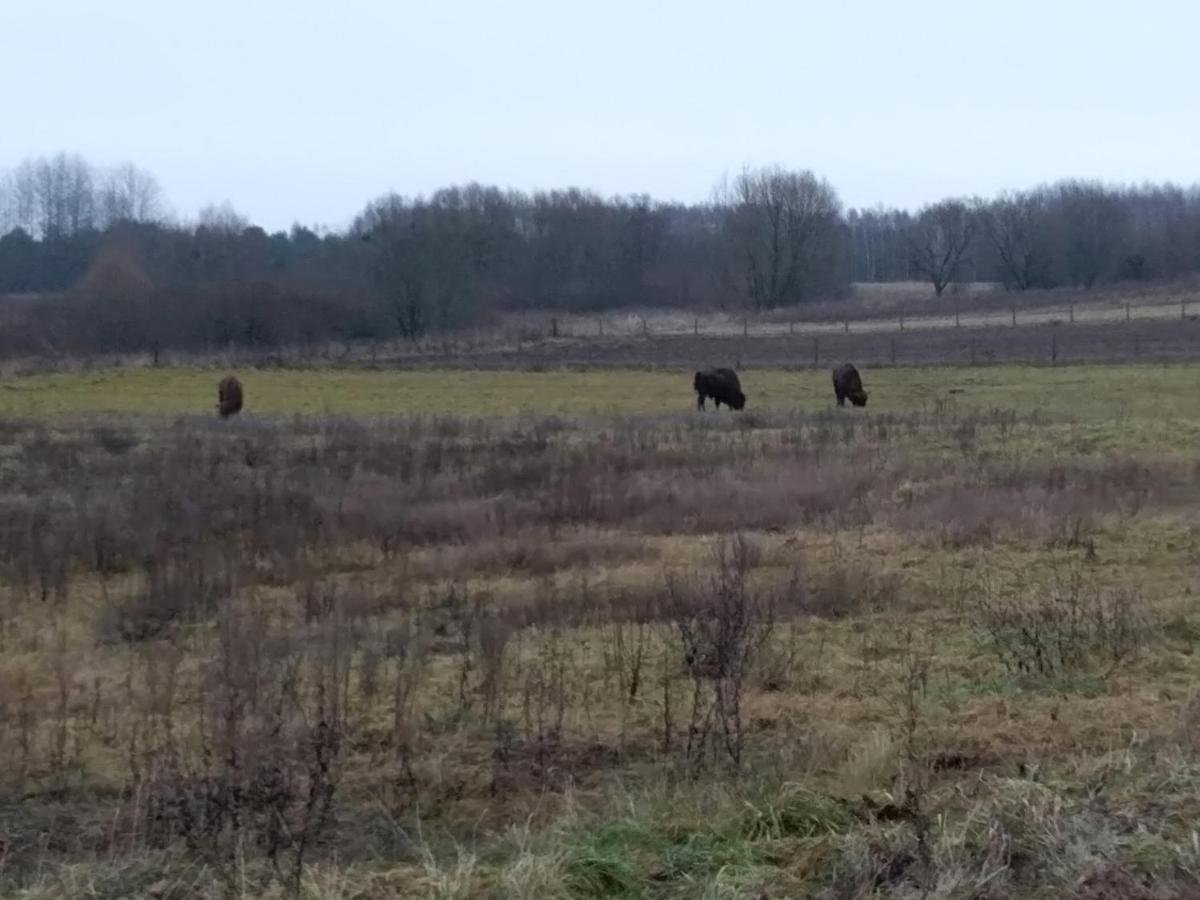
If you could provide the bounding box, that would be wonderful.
[217,376,244,418]
[832,363,868,407]
[694,368,746,410]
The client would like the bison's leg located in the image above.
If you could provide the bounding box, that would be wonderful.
[714,398,722,409]
[835,392,845,407]
[697,393,706,410]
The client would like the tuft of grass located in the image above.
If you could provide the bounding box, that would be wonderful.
[739,783,851,841]
[418,845,481,900]
[562,820,645,897]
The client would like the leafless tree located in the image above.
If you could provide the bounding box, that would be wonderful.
[847,206,913,282]
[30,153,96,239]
[356,194,475,338]
[0,171,12,233]
[1051,181,1130,288]
[980,191,1054,290]
[719,166,844,309]
[196,200,250,234]
[8,164,37,235]
[97,163,165,226]
[907,199,977,295]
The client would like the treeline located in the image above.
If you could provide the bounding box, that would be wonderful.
[2,153,1200,356]
[849,183,1200,294]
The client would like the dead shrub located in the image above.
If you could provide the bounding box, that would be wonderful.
[96,545,238,643]
[20,427,80,472]
[805,562,903,619]
[976,567,1149,677]
[139,600,351,896]
[0,493,75,604]
[626,460,882,534]
[91,423,140,456]
[660,534,784,770]
[416,532,650,581]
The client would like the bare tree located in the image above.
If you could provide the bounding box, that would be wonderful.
[907,199,977,295]
[4,162,40,236]
[97,164,165,227]
[847,206,913,282]
[1051,181,1130,288]
[356,194,474,339]
[29,153,96,239]
[980,192,1054,290]
[719,166,844,309]
[0,171,11,234]
[0,154,97,239]
[196,201,250,234]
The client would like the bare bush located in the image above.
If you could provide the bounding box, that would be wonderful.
[97,544,238,643]
[0,400,1194,894]
[804,561,903,619]
[976,567,1149,677]
[139,598,351,895]
[660,535,792,769]
[91,423,140,456]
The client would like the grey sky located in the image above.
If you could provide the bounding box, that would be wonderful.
[4,0,1196,232]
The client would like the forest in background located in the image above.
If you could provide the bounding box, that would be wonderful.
[2,152,1200,357]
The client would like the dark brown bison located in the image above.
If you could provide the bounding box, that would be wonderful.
[832,363,868,407]
[217,376,244,418]
[694,368,746,410]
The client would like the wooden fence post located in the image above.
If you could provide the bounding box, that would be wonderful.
[743,315,748,336]
[1068,304,1074,324]
[1125,302,1131,322]
[1051,333,1057,363]
[890,336,896,365]
[844,320,849,333]
[1011,307,1017,328]
[955,309,960,328]
[899,313,905,332]
[694,316,699,335]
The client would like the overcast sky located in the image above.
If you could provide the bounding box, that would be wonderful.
[3,0,1196,232]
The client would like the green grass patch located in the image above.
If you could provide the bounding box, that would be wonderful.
[3,363,1200,439]
[554,782,848,898]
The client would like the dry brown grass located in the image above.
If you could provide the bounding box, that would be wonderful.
[2,403,1200,897]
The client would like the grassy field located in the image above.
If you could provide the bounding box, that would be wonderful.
[3,362,1200,423]
[4,363,1200,898]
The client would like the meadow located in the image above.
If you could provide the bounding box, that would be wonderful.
[3,362,1200,898]
[3,362,1200,424]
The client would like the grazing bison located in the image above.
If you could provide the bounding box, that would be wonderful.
[832,363,868,407]
[694,368,746,410]
[217,376,244,418]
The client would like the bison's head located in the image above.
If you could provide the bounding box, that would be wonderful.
[849,391,868,407]
[730,391,746,410]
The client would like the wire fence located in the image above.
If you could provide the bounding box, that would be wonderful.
[523,296,1200,342]
[408,314,1200,371]
[10,299,1200,376]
